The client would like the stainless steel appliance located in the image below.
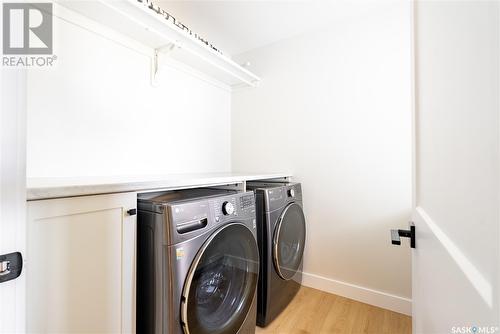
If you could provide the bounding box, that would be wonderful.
[246,182,306,327]
[137,189,259,334]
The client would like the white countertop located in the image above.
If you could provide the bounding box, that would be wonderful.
[27,172,292,200]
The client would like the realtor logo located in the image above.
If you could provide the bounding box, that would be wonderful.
[2,3,53,55]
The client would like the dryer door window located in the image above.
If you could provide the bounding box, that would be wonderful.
[181,223,259,334]
[273,203,306,280]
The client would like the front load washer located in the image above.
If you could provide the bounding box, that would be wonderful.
[246,182,306,327]
[137,189,259,334]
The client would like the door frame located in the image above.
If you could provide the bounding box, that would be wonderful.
[409,2,417,332]
[0,68,27,333]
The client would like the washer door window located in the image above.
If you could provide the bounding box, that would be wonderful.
[181,223,259,334]
[273,203,306,280]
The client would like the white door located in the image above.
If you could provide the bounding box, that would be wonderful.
[26,193,137,333]
[412,1,499,333]
[0,69,27,333]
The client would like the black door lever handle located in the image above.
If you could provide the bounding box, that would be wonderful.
[0,252,22,283]
[391,222,415,248]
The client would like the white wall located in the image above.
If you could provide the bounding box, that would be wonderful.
[413,1,499,332]
[26,5,231,178]
[232,2,412,314]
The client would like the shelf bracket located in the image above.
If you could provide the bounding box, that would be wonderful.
[151,42,180,86]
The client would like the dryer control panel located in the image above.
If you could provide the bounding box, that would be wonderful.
[246,182,302,212]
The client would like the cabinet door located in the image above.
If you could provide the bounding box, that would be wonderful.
[27,192,137,333]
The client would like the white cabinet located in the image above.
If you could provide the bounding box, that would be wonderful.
[26,192,137,333]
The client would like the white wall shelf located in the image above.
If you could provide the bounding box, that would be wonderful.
[57,0,261,88]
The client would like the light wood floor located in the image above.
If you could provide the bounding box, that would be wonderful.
[256,286,411,334]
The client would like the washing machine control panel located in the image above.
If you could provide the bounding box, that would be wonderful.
[239,194,255,210]
[212,193,255,222]
[222,201,235,215]
[213,197,237,218]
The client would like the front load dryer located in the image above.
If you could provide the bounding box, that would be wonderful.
[137,189,259,334]
[246,182,306,327]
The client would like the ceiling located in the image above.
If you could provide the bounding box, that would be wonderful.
[157,0,388,56]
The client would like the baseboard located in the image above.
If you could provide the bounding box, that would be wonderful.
[301,272,412,316]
